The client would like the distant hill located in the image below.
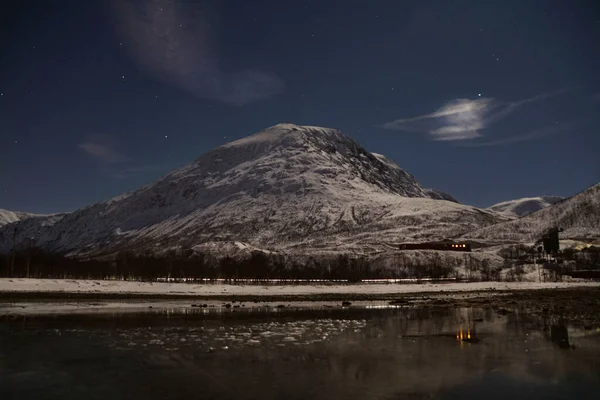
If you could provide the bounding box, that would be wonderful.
[487,196,564,217]
[466,184,600,242]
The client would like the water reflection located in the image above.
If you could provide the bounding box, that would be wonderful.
[549,323,570,349]
[1,307,599,400]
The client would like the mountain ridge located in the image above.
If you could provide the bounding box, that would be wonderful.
[0,209,41,228]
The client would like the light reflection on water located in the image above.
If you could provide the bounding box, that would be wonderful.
[1,307,599,400]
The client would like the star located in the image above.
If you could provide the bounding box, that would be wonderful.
[478,93,482,97]
[121,75,126,80]
[164,135,168,139]
[391,87,395,91]
[119,42,123,46]
[155,95,159,98]
[14,140,18,144]
[0,93,3,96]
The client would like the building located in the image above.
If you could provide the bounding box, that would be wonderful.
[398,241,472,252]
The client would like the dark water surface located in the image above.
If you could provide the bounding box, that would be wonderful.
[1,306,599,399]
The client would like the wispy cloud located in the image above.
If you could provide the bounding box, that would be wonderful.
[112,0,284,106]
[79,135,167,179]
[79,135,131,164]
[458,120,584,147]
[381,89,567,141]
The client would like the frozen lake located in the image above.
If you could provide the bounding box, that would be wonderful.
[1,306,599,399]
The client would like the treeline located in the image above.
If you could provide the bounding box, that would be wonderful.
[498,243,600,269]
[2,245,597,282]
[0,247,457,282]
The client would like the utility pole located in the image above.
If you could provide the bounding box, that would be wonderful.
[26,237,33,278]
[10,227,17,277]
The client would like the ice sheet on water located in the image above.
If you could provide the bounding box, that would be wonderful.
[78,317,369,353]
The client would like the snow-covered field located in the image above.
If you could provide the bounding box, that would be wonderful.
[1,278,598,297]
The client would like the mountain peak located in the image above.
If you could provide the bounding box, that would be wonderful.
[220,123,340,150]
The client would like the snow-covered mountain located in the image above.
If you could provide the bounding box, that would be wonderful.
[487,196,564,217]
[0,209,39,227]
[466,184,600,242]
[0,124,508,257]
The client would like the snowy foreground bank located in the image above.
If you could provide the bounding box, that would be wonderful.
[0,278,598,297]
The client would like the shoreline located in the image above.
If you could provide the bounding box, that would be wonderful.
[1,288,599,324]
[1,278,599,301]
[1,279,600,322]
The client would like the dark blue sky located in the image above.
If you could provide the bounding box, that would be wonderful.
[1,0,599,214]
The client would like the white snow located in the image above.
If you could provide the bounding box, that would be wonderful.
[0,278,597,297]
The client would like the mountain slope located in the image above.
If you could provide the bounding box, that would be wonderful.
[424,189,459,203]
[0,209,40,227]
[487,196,564,217]
[466,184,600,242]
[0,124,506,257]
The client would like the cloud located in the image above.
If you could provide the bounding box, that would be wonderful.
[79,135,164,178]
[79,136,131,164]
[458,120,584,147]
[112,0,284,106]
[381,90,567,141]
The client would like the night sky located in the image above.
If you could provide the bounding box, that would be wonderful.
[1,0,599,214]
